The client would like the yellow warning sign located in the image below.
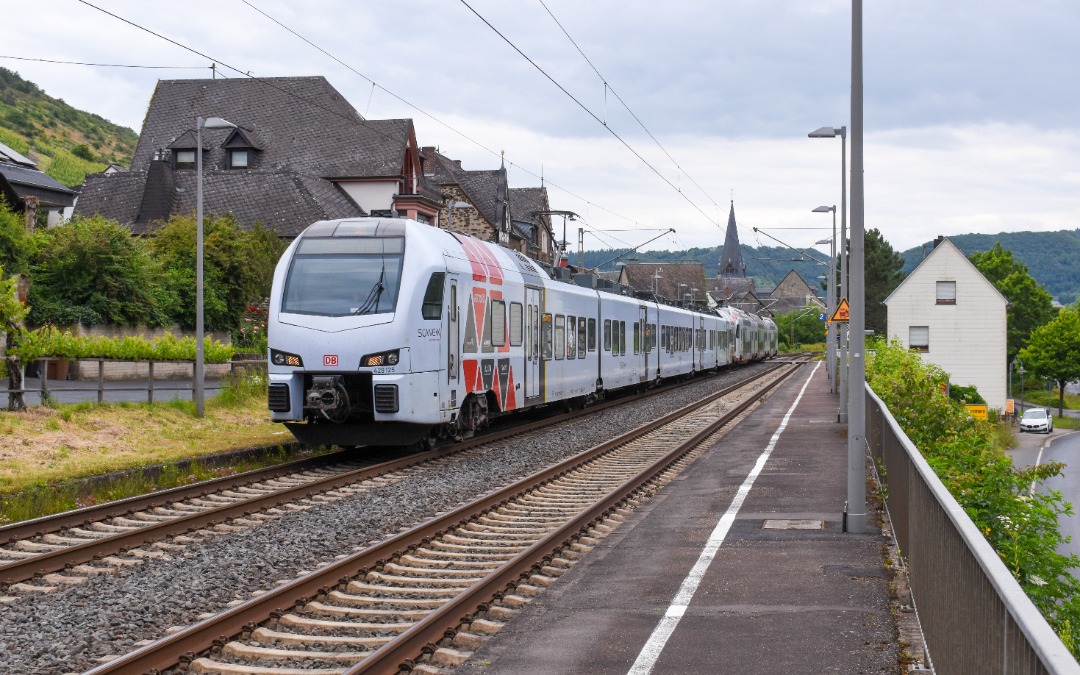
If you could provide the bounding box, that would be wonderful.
[830,298,850,323]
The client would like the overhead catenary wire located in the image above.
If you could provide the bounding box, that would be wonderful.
[73,0,681,237]
[535,0,725,215]
[237,0,657,232]
[457,0,720,228]
[0,55,209,69]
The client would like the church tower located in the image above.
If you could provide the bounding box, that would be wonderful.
[717,201,746,278]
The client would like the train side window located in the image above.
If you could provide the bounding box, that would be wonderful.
[421,273,445,320]
[577,317,587,358]
[554,315,565,360]
[509,302,523,346]
[566,315,576,359]
[491,299,506,347]
[633,322,640,354]
[542,313,553,360]
[619,321,626,356]
[604,319,612,351]
[587,318,596,351]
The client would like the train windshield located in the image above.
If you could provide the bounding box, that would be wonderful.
[281,237,404,316]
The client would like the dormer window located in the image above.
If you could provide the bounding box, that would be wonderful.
[175,149,196,170]
[228,149,249,169]
[222,127,261,171]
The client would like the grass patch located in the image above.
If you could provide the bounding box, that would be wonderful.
[1052,414,1080,431]
[1023,387,1080,411]
[0,372,294,517]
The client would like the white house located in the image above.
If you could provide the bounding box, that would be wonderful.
[884,237,1008,411]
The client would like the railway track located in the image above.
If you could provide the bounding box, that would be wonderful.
[0,361,784,592]
[84,360,800,674]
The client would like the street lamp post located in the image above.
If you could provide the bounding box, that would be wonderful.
[195,115,236,418]
[814,206,837,393]
[809,125,847,421]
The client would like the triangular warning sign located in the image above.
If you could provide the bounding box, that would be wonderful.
[830,298,850,323]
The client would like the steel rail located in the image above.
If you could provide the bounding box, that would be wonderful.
[83,362,796,675]
[1,363,774,586]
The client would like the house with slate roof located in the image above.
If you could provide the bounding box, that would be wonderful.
[421,146,556,264]
[618,262,707,305]
[885,237,1007,410]
[75,77,444,237]
[765,270,825,315]
[0,141,76,229]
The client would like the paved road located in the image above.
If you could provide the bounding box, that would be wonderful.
[1009,424,1080,562]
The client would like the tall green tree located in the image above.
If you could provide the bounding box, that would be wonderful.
[863,228,905,336]
[971,243,1056,363]
[148,214,285,332]
[1017,305,1080,417]
[26,215,170,327]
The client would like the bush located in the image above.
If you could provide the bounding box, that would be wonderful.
[867,338,1080,652]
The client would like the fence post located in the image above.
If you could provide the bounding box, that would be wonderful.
[97,358,104,404]
[148,361,155,404]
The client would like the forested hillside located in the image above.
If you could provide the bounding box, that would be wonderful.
[899,231,1080,305]
[0,67,137,187]
[582,229,1080,305]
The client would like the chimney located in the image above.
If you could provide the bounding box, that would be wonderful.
[933,235,945,249]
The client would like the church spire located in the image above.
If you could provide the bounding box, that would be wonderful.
[718,201,746,278]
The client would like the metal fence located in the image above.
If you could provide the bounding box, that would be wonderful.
[2,357,266,406]
[866,385,1080,675]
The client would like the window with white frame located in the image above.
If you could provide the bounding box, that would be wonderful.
[936,280,956,305]
[909,326,929,352]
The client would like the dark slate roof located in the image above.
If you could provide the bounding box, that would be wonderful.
[421,147,466,183]
[456,169,503,227]
[708,276,756,300]
[510,187,550,227]
[620,262,706,303]
[718,201,746,278]
[75,76,408,234]
[133,77,409,178]
[75,171,146,222]
[79,169,364,237]
[0,141,35,167]
[0,162,77,207]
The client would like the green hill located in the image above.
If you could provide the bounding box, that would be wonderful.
[582,230,1080,306]
[899,231,1080,305]
[0,67,138,187]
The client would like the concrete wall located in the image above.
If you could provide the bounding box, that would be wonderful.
[886,240,1007,410]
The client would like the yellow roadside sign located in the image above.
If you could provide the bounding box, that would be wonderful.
[830,298,850,323]
[966,404,988,420]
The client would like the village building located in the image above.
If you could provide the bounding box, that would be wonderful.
[884,237,1008,410]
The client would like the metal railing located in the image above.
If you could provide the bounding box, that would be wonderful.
[866,385,1080,675]
[3,357,266,406]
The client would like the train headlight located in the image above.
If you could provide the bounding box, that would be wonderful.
[361,349,400,368]
[270,349,303,367]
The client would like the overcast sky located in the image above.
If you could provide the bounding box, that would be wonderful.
[5,0,1080,255]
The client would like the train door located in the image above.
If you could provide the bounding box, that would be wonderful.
[525,286,542,401]
[447,278,460,386]
[698,315,705,371]
[639,305,649,382]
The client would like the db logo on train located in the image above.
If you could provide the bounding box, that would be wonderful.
[324,355,339,367]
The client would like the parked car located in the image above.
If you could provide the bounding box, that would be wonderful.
[1019,408,1053,434]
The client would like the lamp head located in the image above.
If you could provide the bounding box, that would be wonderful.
[812,205,835,213]
[808,126,846,139]
[198,116,236,130]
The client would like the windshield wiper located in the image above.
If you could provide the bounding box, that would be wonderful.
[352,268,386,315]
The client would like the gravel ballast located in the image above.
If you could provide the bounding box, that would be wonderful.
[0,364,775,674]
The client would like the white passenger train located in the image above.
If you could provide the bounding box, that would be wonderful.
[267,218,778,447]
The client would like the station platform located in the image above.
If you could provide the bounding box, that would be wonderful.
[458,361,899,674]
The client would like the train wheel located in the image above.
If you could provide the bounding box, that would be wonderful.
[458,394,490,438]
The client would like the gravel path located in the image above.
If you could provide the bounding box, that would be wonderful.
[0,364,774,674]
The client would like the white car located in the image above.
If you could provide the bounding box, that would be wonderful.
[1019,408,1053,434]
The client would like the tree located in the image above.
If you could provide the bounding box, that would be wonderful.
[149,214,285,332]
[26,214,170,327]
[1017,305,1080,417]
[971,243,1056,363]
[863,228,905,337]
[775,304,824,349]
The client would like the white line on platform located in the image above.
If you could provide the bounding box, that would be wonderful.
[626,361,821,675]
